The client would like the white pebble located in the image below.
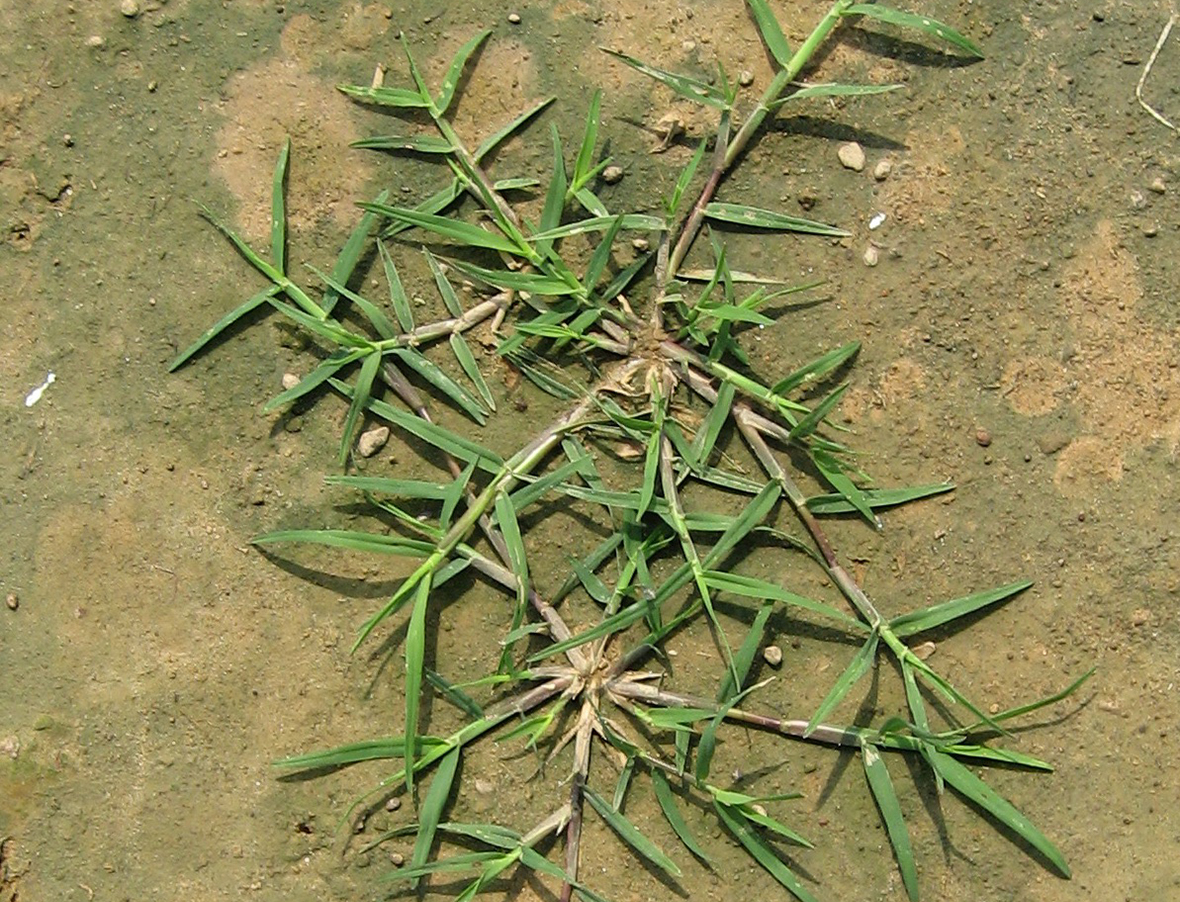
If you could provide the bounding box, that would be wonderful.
[602,165,624,184]
[357,425,390,458]
[762,645,783,667]
[120,0,140,17]
[873,158,892,181]
[837,141,865,172]
[862,244,879,267]
[281,372,300,390]
[868,211,886,230]
[507,12,521,24]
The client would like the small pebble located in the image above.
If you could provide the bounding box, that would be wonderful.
[631,237,649,252]
[975,427,992,447]
[357,425,390,458]
[389,851,405,866]
[507,12,521,24]
[872,158,892,181]
[120,0,140,17]
[602,165,624,184]
[1149,177,1166,194]
[85,34,107,48]
[837,141,865,172]
[762,645,783,667]
[281,372,300,390]
[738,69,754,87]
[862,244,879,267]
[5,593,17,611]
[384,796,402,812]
[474,778,495,794]
[912,640,936,660]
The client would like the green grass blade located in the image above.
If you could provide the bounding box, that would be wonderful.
[601,47,729,110]
[306,264,397,339]
[888,580,1032,638]
[408,744,459,887]
[843,4,984,58]
[701,571,860,627]
[492,176,540,191]
[274,736,437,770]
[252,528,435,557]
[666,138,707,220]
[787,383,848,441]
[381,180,464,238]
[573,90,602,184]
[337,83,430,108]
[717,602,774,702]
[650,769,711,864]
[805,630,879,736]
[861,743,919,900]
[402,574,433,795]
[810,448,876,525]
[377,239,415,332]
[444,258,581,296]
[574,185,609,217]
[745,0,792,68]
[805,481,953,514]
[704,201,849,236]
[530,213,664,242]
[386,347,490,423]
[927,748,1069,876]
[351,133,456,153]
[701,481,781,568]
[450,333,496,411]
[425,248,464,317]
[690,379,734,466]
[270,138,290,273]
[266,298,369,346]
[583,786,682,878]
[771,341,860,395]
[360,202,526,256]
[168,283,280,371]
[774,82,903,105]
[474,96,556,161]
[333,381,505,472]
[536,124,568,259]
[436,29,492,113]
[713,802,820,902]
[326,474,450,500]
[582,215,624,293]
[339,349,383,464]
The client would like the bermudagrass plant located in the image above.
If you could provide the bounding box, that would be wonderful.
[172,2,1089,900]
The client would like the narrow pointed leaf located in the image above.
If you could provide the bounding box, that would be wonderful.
[773,82,903,105]
[530,213,665,241]
[583,786,682,878]
[360,202,526,255]
[805,631,879,736]
[338,83,430,107]
[168,283,281,371]
[436,29,492,112]
[705,202,849,236]
[650,769,711,864]
[450,333,496,411]
[889,580,1031,638]
[927,748,1069,875]
[601,47,729,109]
[805,481,953,514]
[388,347,488,424]
[474,96,557,161]
[746,0,792,68]
[788,383,848,441]
[772,341,860,395]
[377,239,415,331]
[402,574,433,795]
[713,802,820,902]
[340,349,383,464]
[861,743,919,901]
[270,138,290,273]
[445,258,580,296]
[408,744,460,887]
[573,90,602,183]
[843,4,984,58]
[352,133,456,153]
